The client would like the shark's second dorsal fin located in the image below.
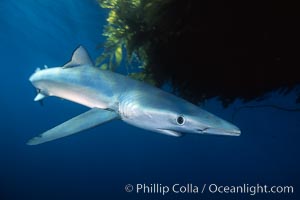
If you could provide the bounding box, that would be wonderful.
[62,46,93,68]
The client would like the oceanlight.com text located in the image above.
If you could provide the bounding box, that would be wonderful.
[208,183,294,196]
[124,183,294,196]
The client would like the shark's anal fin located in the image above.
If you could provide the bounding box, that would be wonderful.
[27,108,118,145]
[34,93,47,101]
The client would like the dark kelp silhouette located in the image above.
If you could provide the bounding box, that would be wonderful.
[96,0,300,107]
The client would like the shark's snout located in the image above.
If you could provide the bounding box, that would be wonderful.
[189,111,241,136]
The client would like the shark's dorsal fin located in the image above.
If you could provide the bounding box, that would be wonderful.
[62,46,93,68]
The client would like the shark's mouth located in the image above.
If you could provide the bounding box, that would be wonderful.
[156,128,183,137]
[197,127,241,136]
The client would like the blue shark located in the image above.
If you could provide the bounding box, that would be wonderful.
[28,46,241,145]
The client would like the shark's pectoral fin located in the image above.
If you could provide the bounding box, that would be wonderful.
[27,108,118,145]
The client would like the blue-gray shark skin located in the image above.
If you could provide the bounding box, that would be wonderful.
[28,46,241,145]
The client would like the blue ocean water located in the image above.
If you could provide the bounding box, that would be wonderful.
[0,0,299,199]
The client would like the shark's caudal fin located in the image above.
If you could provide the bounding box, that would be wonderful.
[62,46,93,68]
[27,108,118,145]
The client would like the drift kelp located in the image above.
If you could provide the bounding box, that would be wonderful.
[96,0,172,85]
[97,0,300,106]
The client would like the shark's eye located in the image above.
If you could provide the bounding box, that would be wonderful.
[176,115,185,125]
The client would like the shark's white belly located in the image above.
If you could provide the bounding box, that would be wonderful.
[49,85,113,109]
